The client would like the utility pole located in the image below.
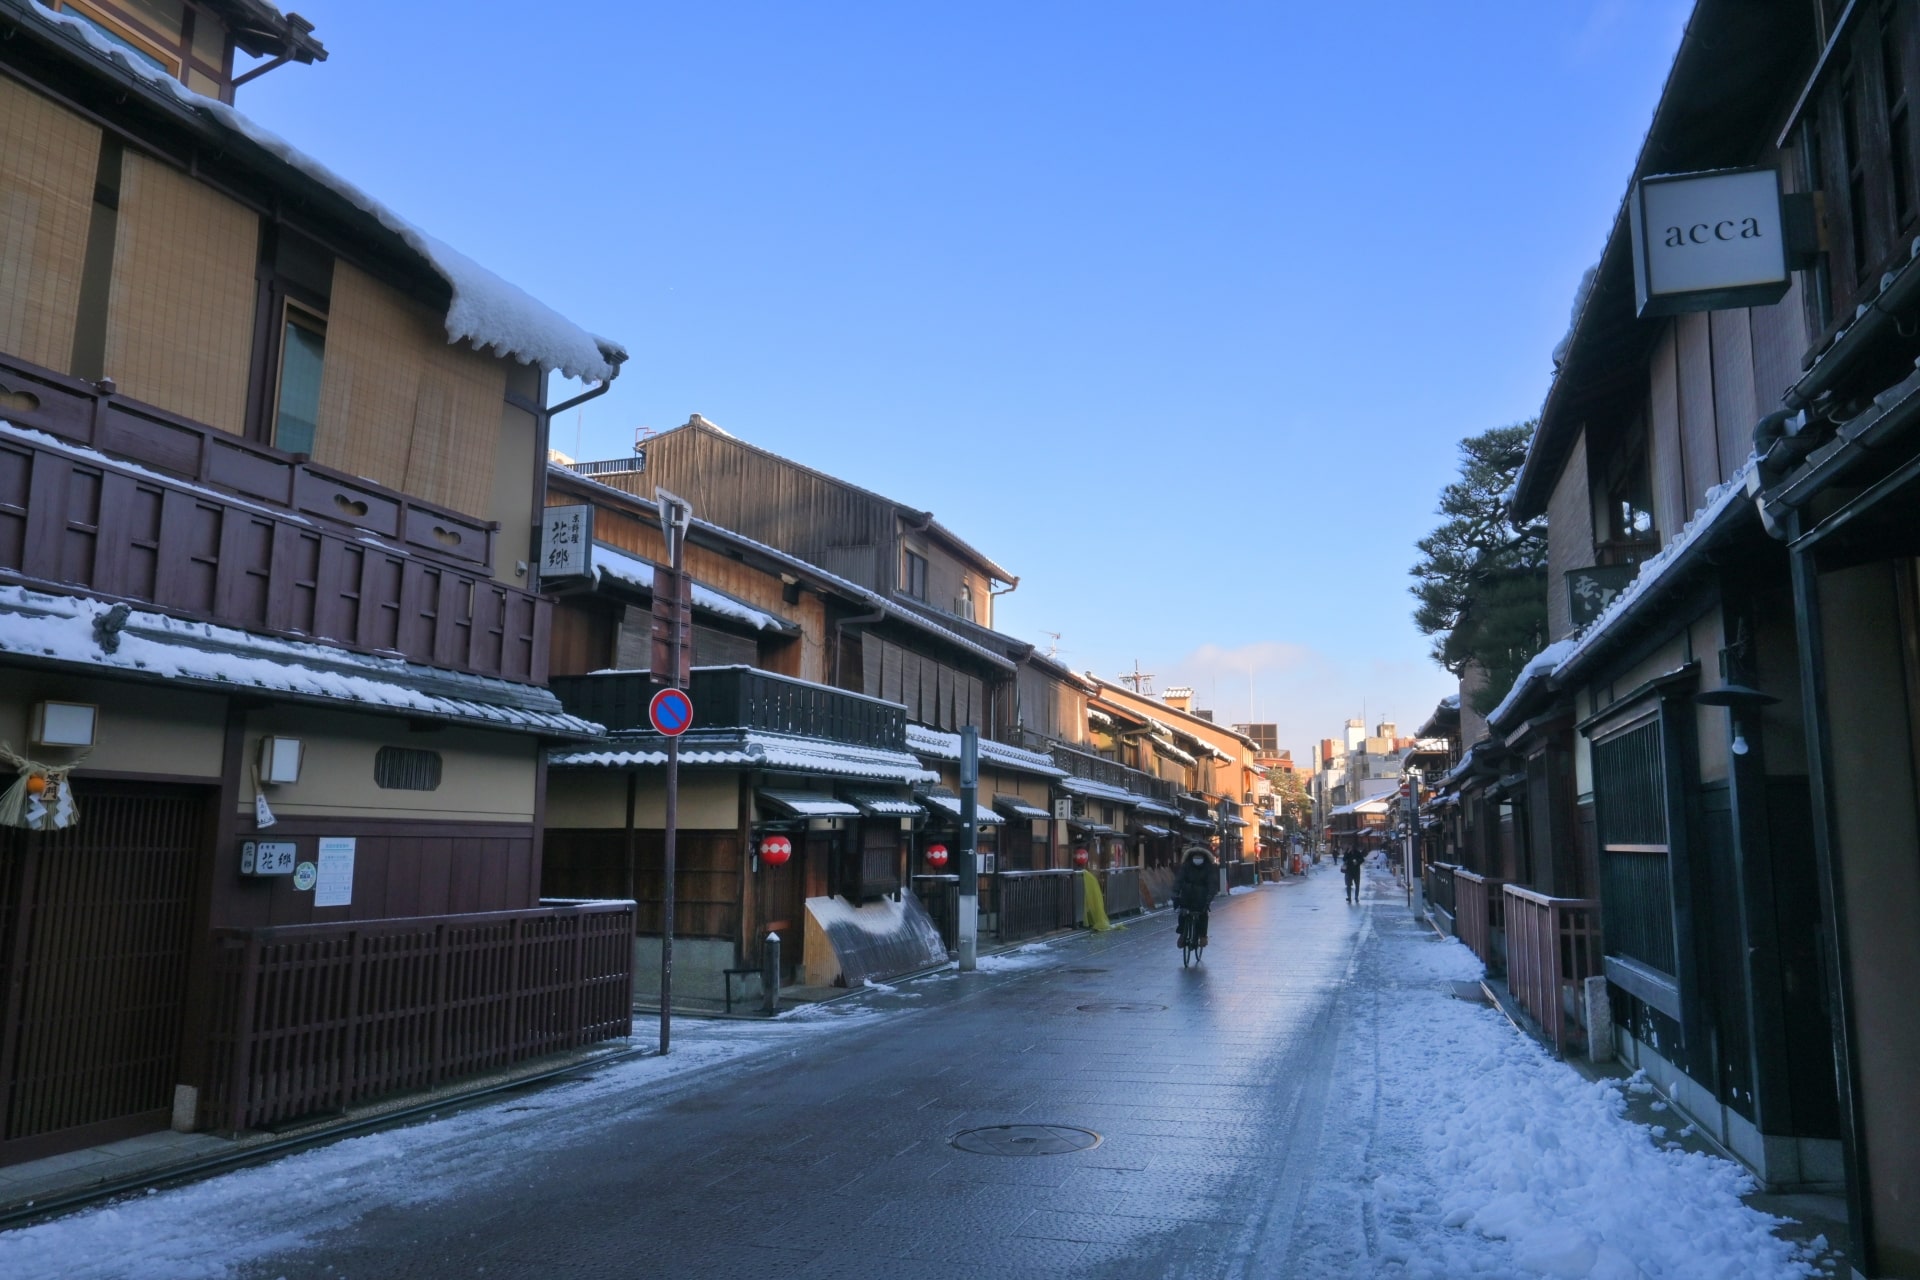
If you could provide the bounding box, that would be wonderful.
[653,488,693,1054]
[958,725,979,971]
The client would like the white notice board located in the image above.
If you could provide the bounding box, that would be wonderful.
[314,837,356,907]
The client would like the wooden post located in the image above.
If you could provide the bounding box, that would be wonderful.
[225,932,261,1133]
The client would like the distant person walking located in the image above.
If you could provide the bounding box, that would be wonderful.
[1342,846,1365,904]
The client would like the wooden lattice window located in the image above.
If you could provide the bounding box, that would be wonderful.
[374,746,442,791]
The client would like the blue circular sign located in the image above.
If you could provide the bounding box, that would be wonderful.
[649,687,694,737]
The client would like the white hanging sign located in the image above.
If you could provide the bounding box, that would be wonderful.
[1630,166,1790,317]
[540,505,594,578]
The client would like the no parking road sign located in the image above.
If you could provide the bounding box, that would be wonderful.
[649,687,694,737]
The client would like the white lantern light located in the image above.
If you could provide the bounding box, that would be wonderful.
[258,736,304,785]
[30,701,96,747]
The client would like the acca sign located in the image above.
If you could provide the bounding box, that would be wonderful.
[1630,166,1790,317]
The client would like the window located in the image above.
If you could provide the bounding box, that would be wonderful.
[1591,714,1682,1018]
[53,1,181,77]
[903,549,928,601]
[958,581,974,621]
[374,746,442,791]
[1595,420,1657,566]
[273,302,325,455]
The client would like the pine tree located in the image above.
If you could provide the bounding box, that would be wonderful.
[1409,422,1548,715]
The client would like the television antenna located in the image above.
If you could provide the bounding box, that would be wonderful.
[1041,631,1063,659]
[1118,660,1154,693]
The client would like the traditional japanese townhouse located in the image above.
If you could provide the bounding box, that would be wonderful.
[577,414,1017,628]
[1092,680,1264,864]
[1497,0,1897,1251]
[0,0,631,1164]
[536,467,1021,994]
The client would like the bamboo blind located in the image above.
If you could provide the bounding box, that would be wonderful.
[104,152,257,433]
[0,78,101,375]
[315,261,505,517]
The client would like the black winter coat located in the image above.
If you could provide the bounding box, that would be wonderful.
[1174,855,1217,912]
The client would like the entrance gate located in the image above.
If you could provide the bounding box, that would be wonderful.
[0,782,205,1162]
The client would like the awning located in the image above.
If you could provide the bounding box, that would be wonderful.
[1179,814,1216,831]
[1133,823,1173,838]
[1068,819,1116,836]
[1223,815,1250,828]
[556,729,937,785]
[919,789,1004,826]
[1057,775,1141,806]
[843,791,925,818]
[757,789,860,818]
[1131,797,1181,818]
[993,794,1052,821]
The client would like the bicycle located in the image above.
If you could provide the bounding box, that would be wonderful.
[1177,907,1207,967]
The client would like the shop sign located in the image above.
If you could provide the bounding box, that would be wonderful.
[541,505,593,578]
[1567,564,1638,628]
[1630,167,1790,316]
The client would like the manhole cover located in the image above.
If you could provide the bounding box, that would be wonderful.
[1075,1002,1167,1013]
[951,1125,1102,1156]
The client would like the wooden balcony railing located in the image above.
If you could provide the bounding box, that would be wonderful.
[550,667,909,751]
[0,358,549,684]
[996,869,1076,942]
[201,901,634,1133]
[1008,731,1180,804]
[1502,885,1603,1058]
[1454,868,1506,973]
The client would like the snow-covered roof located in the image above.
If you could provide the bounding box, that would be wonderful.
[20,2,623,383]
[551,730,936,785]
[0,583,602,738]
[590,542,793,633]
[1056,775,1144,807]
[992,794,1052,821]
[904,723,1066,777]
[918,789,1004,826]
[755,790,861,819]
[843,791,925,818]
[1329,798,1392,817]
[1135,823,1173,838]
[1485,637,1579,732]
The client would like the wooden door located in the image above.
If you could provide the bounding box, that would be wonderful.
[0,781,207,1162]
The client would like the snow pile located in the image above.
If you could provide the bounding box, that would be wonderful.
[1292,919,1819,1279]
[591,542,787,631]
[969,942,1054,973]
[21,3,622,383]
[1551,264,1601,371]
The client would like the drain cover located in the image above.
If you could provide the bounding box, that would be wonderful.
[1064,966,1109,974]
[1075,1001,1167,1013]
[951,1125,1102,1156]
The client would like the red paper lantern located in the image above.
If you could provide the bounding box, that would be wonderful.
[1073,847,1090,867]
[925,843,949,869]
[760,835,793,867]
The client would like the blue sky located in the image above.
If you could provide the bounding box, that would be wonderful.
[239,1,1691,761]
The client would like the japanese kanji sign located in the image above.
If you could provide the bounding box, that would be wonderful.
[541,505,594,578]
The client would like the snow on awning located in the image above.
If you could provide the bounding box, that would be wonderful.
[1131,797,1181,818]
[992,794,1052,821]
[20,3,623,383]
[0,583,602,739]
[1179,814,1217,831]
[756,790,860,819]
[918,790,1004,826]
[843,791,924,818]
[1133,823,1173,838]
[1056,775,1141,806]
[591,543,794,632]
[903,723,1066,776]
[551,729,935,784]
[1067,820,1116,836]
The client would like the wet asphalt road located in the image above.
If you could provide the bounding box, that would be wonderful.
[242,866,1395,1279]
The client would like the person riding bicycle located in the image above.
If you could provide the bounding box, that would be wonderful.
[1174,845,1218,949]
[1341,844,1365,904]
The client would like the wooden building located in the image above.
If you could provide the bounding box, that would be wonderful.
[576,414,1016,628]
[0,0,630,1165]
[1484,2,1920,1271]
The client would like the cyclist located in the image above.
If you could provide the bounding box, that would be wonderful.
[1174,845,1218,951]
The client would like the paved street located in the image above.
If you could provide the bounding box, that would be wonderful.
[1,865,1818,1280]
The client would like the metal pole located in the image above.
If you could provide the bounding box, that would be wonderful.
[658,492,689,1056]
[957,725,979,971]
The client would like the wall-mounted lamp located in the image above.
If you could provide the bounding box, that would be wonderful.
[30,701,96,747]
[257,736,305,785]
[1695,684,1778,758]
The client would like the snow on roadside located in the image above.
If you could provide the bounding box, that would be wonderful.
[1344,928,1815,1279]
[971,942,1054,973]
[0,1016,867,1280]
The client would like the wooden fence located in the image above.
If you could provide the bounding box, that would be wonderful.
[202,901,634,1133]
[1226,860,1256,889]
[911,875,960,951]
[1098,866,1142,918]
[996,870,1076,942]
[1427,862,1458,919]
[1453,868,1506,973]
[1502,886,1604,1058]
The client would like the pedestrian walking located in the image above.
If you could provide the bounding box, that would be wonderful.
[1341,845,1365,904]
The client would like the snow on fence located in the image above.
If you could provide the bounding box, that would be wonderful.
[201,901,634,1133]
[1502,886,1605,1059]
